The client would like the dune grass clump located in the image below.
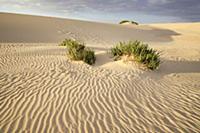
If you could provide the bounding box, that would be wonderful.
[83,49,96,65]
[60,39,75,46]
[119,20,139,25]
[110,41,160,70]
[60,39,96,65]
[65,39,85,60]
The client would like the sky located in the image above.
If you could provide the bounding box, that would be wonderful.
[0,0,200,23]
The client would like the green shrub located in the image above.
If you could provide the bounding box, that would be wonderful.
[119,20,130,24]
[64,39,85,60]
[83,49,96,65]
[60,39,76,46]
[60,39,96,65]
[110,41,160,70]
[119,20,139,25]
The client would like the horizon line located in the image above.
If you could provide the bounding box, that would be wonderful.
[1,11,200,25]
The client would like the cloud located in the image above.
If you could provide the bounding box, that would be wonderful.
[147,0,170,4]
[146,0,200,21]
[0,0,200,22]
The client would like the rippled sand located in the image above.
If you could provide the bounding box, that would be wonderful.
[0,13,200,133]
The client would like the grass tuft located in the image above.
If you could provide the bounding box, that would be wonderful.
[60,39,96,65]
[119,20,139,25]
[83,49,96,65]
[110,41,160,70]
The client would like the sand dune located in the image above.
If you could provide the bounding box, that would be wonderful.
[0,13,200,133]
[0,13,179,44]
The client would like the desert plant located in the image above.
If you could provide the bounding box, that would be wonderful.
[131,21,139,25]
[119,20,139,25]
[60,39,96,65]
[119,20,130,24]
[83,49,96,65]
[60,39,76,46]
[110,41,160,70]
[65,39,85,60]
[146,53,160,70]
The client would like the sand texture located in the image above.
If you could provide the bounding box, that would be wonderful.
[0,13,200,133]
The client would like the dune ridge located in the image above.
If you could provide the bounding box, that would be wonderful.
[0,13,200,132]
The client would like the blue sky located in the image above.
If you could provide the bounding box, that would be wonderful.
[0,0,200,23]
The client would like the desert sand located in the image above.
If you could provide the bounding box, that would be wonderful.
[0,13,200,133]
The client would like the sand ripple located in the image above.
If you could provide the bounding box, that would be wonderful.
[0,44,200,133]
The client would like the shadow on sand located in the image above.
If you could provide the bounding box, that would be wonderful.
[141,59,200,79]
[94,52,113,67]
[94,51,200,79]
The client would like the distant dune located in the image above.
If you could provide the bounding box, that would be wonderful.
[0,13,200,133]
[0,13,180,44]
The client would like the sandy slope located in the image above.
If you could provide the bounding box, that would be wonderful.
[0,13,200,133]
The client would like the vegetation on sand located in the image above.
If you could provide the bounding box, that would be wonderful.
[83,49,96,65]
[110,41,160,70]
[60,39,96,65]
[119,20,139,25]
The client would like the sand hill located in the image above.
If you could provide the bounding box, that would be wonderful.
[0,13,200,133]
